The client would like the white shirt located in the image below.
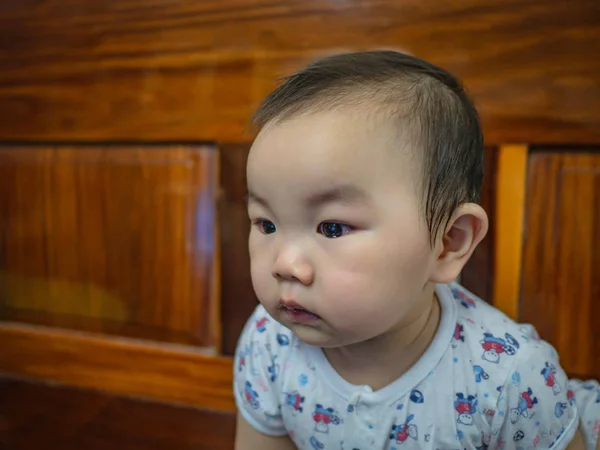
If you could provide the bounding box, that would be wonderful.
[234,282,579,449]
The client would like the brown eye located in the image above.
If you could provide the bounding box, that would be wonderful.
[318,222,350,238]
[254,219,276,234]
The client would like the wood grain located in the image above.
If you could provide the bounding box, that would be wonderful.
[461,147,497,302]
[0,321,235,412]
[0,0,598,144]
[219,144,258,356]
[0,146,220,349]
[520,150,600,380]
[0,377,236,450]
[493,144,528,319]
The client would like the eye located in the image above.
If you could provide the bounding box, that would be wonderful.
[253,219,276,235]
[318,222,351,239]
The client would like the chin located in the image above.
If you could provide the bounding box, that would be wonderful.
[291,324,356,349]
[288,323,334,347]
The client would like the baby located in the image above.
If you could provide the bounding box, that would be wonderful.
[233,50,600,449]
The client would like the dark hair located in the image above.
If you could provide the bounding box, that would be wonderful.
[252,51,484,243]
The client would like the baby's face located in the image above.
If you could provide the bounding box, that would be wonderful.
[246,110,438,348]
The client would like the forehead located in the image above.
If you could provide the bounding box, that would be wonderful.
[247,110,418,199]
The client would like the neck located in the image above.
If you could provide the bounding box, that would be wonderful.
[322,285,441,391]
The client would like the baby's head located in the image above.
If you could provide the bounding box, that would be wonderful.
[246,51,488,347]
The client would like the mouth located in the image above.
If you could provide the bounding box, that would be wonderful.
[278,301,320,323]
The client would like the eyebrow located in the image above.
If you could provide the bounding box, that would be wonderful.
[305,185,370,207]
[245,191,268,208]
[246,184,369,209]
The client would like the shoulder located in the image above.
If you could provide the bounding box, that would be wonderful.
[449,282,563,385]
[446,282,560,405]
[449,282,547,367]
[234,304,296,376]
[233,304,297,436]
[237,303,291,344]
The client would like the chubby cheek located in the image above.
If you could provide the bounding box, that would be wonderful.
[319,271,386,332]
[320,237,432,335]
[249,255,277,310]
[320,269,415,335]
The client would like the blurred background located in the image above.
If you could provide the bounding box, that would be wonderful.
[0,0,598,448]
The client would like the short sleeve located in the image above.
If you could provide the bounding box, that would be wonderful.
[569,379,600,450]
[233,305,288,436]
[489,337,579,449]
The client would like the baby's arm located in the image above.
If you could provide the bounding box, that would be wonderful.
[570,379,600,450]
[488,340,579,449]
[235,413,296,450]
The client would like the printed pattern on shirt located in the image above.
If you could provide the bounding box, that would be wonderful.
[234,283,580,449]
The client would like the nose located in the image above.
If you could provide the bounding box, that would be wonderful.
[271,243,314,285]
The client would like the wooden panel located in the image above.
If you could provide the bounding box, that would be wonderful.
[0,0,598,144]
[0,146,220,349]
[219,144,258,356]
[461,147,497,302]
[493,144,528,319]
[0,377,236,450]
[0,321,235,412]
[520,151,600,380]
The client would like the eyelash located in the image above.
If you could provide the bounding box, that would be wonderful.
[251,219,353,239]
[252,219,276,235]
[317,221,353,238]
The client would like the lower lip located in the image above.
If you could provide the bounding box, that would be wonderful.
[281,307,320,324]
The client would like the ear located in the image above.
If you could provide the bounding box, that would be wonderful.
[430,203,489,284]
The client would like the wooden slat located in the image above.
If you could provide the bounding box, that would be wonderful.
[520,151,600,380]
[493,144,528,319]
[0,0,598,144]
[0,322,235,413]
